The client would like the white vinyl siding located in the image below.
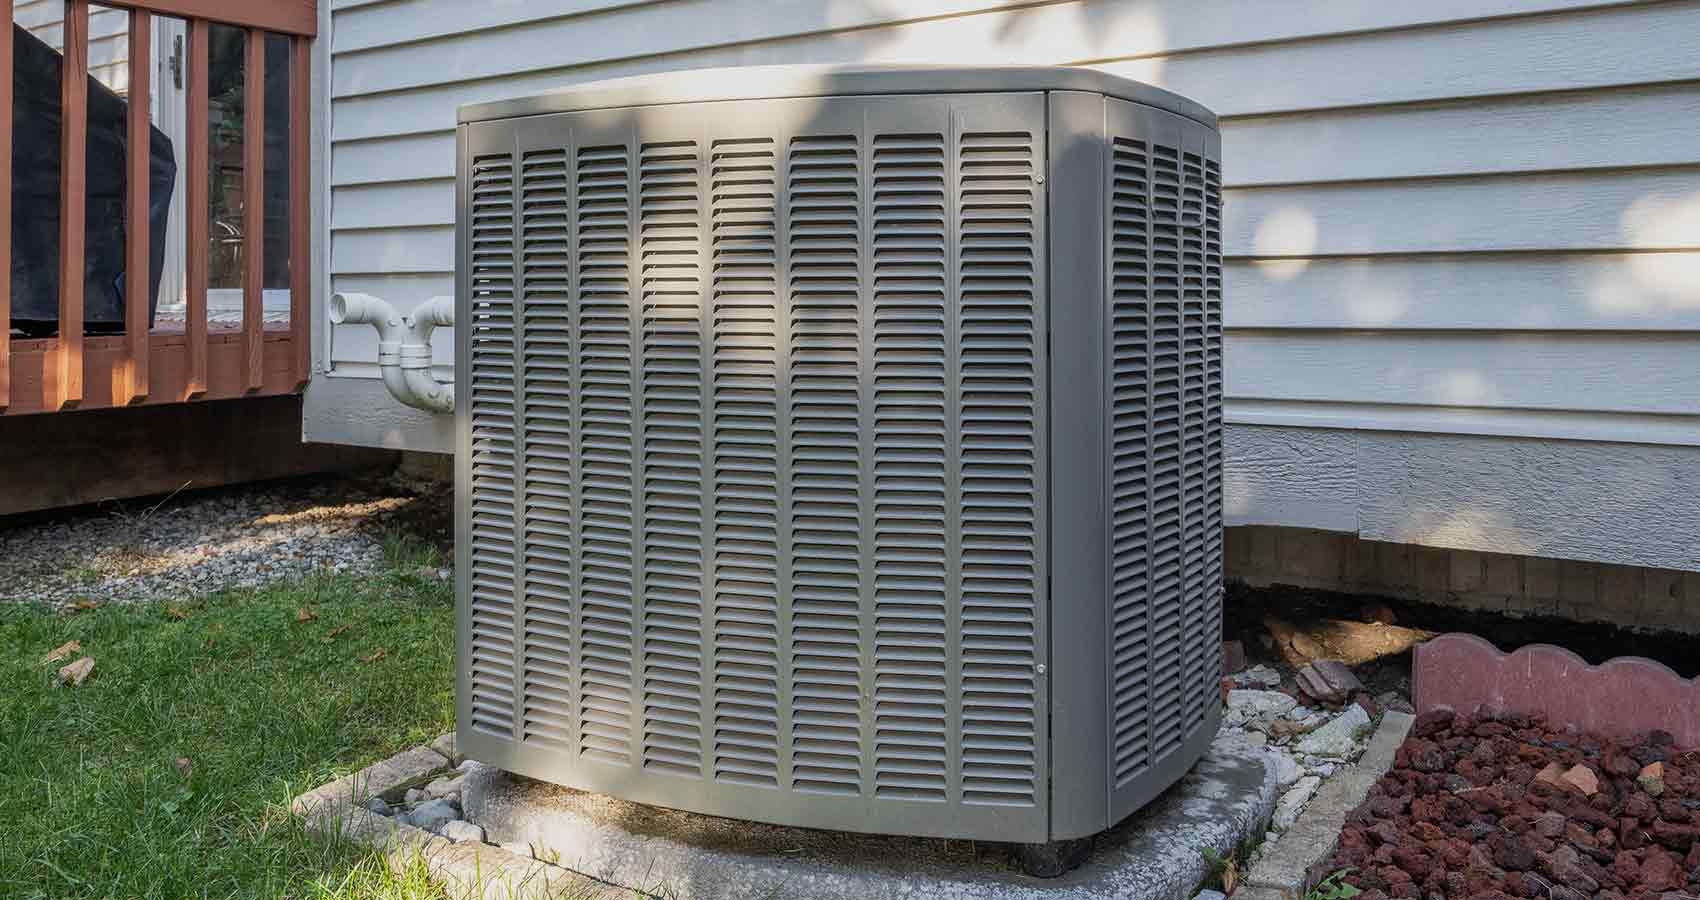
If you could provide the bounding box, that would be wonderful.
[311,0,1700,570]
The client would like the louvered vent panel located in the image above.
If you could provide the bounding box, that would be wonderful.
[708,137,783,787]
[637,140,706,777]
[518,148,576,752]
[785,134,865,797]
[956,130,1039,807]
[574,144,637,766]
[467,153,520,740]
[1108,137,1153,787]
[870,132,950,801]
[1179,150,1212,733]
[1146,143,1186,760]
[1201,156,1226,717]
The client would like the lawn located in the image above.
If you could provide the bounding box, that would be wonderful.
[0,537,457,899]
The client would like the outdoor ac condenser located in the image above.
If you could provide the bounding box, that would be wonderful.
[454,65,1223,846]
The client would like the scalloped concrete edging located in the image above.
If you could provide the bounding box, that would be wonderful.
[1414,632,1700,747]
[1239,710,1415,900]
[293,740,611,899]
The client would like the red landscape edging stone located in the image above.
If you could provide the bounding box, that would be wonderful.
[1413,633,1700,749]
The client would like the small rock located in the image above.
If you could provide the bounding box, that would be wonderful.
[1228,689,1298,719]
[1296,704,1371,758]
[1639,761,1666,797]
[440,820,486,843]
[1270,750,1303,787]
[1535,811,1566,838]
[365,797,392,817]
[1560,764,1600,797]
[1237,665,1282,689]
[1274,776,1322,829]
[409,798,460,833]
[1312,762,1337,777]
[423,775,463,800]
[1195,890,1228,900]
[1222,641,1246,675]
[404,787,425,804]
[501,841,534,859]
[1534,762,1568,790]
[1245,731,1268,748]
[1296,659,1364,705]
[1376,692,1415,715]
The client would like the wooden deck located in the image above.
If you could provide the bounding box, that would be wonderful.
[0,0,314,418]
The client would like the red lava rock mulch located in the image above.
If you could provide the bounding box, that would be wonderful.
[1325,709,1700,900]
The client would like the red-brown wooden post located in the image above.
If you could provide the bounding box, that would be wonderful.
[122,7,153,404]
[0,0,12,411]
[56,0,89,410]
[241,27,264,391]
[289,34,310,388]
[184,17,209,398]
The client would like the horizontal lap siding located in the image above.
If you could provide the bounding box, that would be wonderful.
[324,0,1700,453]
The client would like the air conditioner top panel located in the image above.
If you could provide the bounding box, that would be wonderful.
[456,63,1216,127]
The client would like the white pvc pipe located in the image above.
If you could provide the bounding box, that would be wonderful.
[330,292,454,415]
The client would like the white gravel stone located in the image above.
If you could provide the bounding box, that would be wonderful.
[1237,665,1282,689]
[1227,690,1297,719]
[404,788,425,804]
[423,775,463,800]
[1195,890,1228,900]
[1295,705,1371,758]
[1269,750,1303,787]
[0,476,427,605]
[1272,776,1322,830]
[441,820,486,843]
[409,798,460,834]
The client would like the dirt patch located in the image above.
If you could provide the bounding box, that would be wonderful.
[1325,710,1700,900]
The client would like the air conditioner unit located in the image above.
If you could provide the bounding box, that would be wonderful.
[453,65,1224,850]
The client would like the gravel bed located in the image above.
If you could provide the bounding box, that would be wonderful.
[1327,710,1700,900]
[0,475,435,606]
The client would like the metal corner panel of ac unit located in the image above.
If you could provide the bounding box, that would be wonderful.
[454,66,1223,845]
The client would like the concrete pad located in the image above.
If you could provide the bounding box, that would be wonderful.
[463,732,1277,900]
[1243,711,1415,900]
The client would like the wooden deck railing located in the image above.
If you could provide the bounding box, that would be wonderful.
[0,0,315,416]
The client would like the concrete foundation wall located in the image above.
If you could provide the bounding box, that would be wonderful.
[1227,525,1700,636]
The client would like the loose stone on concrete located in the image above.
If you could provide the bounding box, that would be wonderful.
[1243,711,1415,900]
[1294,704,1371,758]
[463,731,1279,900]
[407,798,461,834]
[442,820,486,843]
[291,745,450,817]
[1272,777,1321,830]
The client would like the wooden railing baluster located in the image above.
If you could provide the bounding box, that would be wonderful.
[122,7,152,404]
[290,35,310,389]
[241,27,264,391]
[55,0,89,411]
[0,0,12,411]
[184,17,208,398]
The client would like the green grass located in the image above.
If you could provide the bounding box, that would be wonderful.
[0,563,458,899]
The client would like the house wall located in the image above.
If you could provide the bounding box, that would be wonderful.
[306,0,1700,573]
[18,0,131,94]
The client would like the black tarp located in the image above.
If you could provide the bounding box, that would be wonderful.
[11,22,176,336]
